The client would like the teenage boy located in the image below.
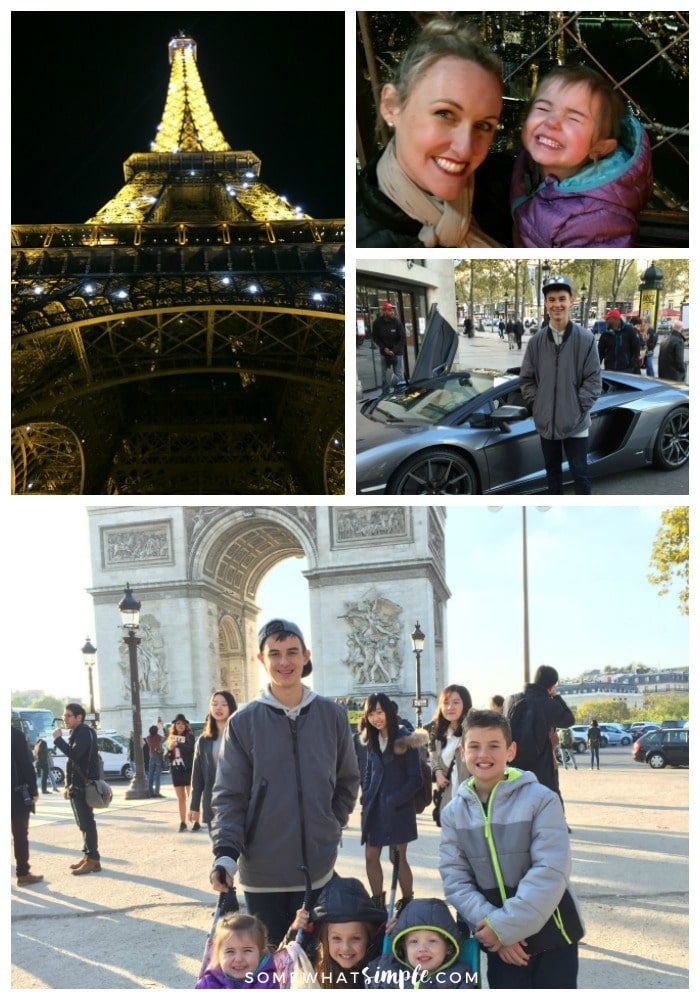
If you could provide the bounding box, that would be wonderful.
[439,709,583,988]
[209,618,360,947]
[519,274,602,494]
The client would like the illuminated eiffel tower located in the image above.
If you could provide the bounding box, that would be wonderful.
[11,32,345,495]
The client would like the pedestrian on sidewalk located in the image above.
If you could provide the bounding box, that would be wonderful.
[33,738,52,794]
[52,703,102,875]
[12,725,43,887]
[145,725,164,797]
[189,690,237,835]
[588,720,601,770]
[167,714,195,832]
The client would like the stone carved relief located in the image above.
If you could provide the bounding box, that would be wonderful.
[119,614,168,698]
[186,508,226,545]
[105,525,171,564]
[340,591,403,686]
[335,507,407,543]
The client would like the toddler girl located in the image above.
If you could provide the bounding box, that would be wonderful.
[196,913,281,989]
[510,65,652,247]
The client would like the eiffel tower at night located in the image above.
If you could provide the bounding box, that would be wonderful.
[11,31,345,495]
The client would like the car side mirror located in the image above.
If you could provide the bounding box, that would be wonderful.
[491,405,529,433]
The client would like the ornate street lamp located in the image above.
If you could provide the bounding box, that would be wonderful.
[580,286,588,325]
[118,583,149,799]
[81,636,97,721]
[411,621,427,729]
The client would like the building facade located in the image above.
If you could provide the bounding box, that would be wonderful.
[87,505,450,733]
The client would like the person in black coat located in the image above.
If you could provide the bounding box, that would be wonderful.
[658,321,687,382]
[360,693,428,915]
[53,703,103,874]
[12,726,43,886]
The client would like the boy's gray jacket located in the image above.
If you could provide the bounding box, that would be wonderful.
[439,768,584,948]
[211,691,360,890]
[519,322,602,440]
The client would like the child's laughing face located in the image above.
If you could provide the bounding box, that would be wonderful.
[522,79,614,180]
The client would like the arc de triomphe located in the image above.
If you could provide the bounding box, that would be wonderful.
[87,506,450,732]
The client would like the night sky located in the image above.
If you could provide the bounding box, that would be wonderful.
[11,12,345,223]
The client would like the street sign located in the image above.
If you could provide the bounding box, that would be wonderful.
[412,698,429,708]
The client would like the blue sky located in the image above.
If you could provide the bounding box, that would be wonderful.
[10,503,688,711]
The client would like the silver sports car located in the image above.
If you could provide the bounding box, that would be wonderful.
[356,306,689,495]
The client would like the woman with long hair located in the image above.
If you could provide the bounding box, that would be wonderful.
[360,693,428,915]
[167,714,195,832]
[357,16,505,248]
[429,684,473,823]
[188,690,237,834]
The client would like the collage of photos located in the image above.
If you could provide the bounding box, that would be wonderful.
[10,9,690,994]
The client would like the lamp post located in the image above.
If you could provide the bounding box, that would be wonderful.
[540,260,551,323]
[81,636,97,722]
[489,507,550,686]
[118,583,149,799]
[411,621,427,729]
[580,286,587,325]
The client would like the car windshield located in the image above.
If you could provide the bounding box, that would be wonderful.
[370,371,506,423]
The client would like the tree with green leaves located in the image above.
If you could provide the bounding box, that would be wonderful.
[648,507,689,615]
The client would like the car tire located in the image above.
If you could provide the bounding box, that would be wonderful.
[121,763,135,779]
[576,741,587,753]
[652,407,689,470]
[51,767,64,786]
[648,752,666,769]
[621,737,631,745]
[389,449,478,495]
[600,736,608,747]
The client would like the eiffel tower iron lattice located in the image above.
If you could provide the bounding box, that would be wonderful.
[11,32,345,495]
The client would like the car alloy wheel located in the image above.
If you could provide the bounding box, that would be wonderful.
[648,752,666,769]
[390,449,477,495]
[576,741,587,753]
[621,737,631,745]
[122,763,135,779]
[653,407,689,469]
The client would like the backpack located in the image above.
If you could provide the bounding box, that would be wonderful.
[415,749,433,814]
[561,728,573,748]
[507,695,548,774]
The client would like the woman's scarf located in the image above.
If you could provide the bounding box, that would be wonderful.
[376,138,502,248]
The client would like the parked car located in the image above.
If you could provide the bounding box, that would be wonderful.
[567,726,592,753]
[630,722,661,741]
[51,731,134,784]
[356,305,689,495]
[633,728,689,768]
[598,724,632,746]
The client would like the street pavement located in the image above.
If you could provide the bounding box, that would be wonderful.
[11,747,688,989]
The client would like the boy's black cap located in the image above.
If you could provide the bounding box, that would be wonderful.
[257,618,312,676]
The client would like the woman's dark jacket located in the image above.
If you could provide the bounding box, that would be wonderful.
[357,152,514,249]
[12,726,38,816]
[190,735,218,824]
[360,727,428,847]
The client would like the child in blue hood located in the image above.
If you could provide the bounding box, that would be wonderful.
[511,65,653,247]
[365,898,476,989]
